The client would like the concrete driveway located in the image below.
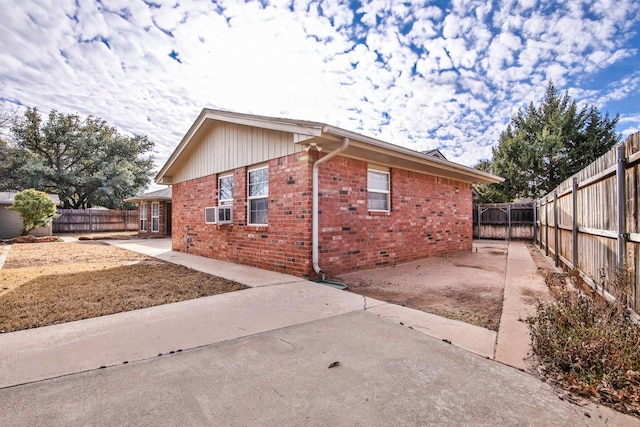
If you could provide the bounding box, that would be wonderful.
[0,239,637,426]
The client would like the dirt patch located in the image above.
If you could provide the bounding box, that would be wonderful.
[0,241,247,332]
[338,242,508,331]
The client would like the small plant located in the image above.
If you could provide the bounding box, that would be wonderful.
[528,269,640,416]
[6,189,60,236]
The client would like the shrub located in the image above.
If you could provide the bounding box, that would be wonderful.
[7,189,59,236]
[528,274,640,416]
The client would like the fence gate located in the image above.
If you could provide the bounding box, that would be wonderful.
[473,203,534,240]
[477,205,509,240]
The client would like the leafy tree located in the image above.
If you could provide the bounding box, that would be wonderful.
[472,159,511,203]
[0,105,17,183]
[475,82,621,202]
[3,107,155,208]
[7,189,60,236]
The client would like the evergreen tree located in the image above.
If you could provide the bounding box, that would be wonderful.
[476,82,620,202]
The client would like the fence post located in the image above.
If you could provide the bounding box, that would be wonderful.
[572,176,578,270]
[553,191,559,267]
[617,144,627,271]
[533,202,537,245]
[507,204,512,241]
[545,197,549,257]
[477,205,482,240]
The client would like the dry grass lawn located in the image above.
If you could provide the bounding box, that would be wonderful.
[0,241,247,333]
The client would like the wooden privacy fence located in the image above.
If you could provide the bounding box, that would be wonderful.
[535,131,640,314]
[473,203,534,240]
[53,209,139,233]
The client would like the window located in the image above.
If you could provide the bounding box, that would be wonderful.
[151,202,160,232]
[248,165,268,225]
[368,168,390,211]
[218,174,233,206]
[139,202,148,231]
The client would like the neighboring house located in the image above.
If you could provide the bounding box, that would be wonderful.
[156,109,502,279]
[124,187,172,237]
[0,191,61,239]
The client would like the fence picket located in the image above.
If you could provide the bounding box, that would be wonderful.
[536,132,640,314]
[53,209,138,233]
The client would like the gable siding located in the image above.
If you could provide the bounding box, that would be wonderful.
[172,122,304,183]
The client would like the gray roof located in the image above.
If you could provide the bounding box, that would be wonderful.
[125,187,172,203]
[0,191,61,205]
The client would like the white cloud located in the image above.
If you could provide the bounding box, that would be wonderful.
[0,0,638,176]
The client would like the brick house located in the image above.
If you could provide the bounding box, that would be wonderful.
[125,187,172,237]
[155,109,502,279]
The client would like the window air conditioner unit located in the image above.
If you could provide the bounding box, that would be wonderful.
[204,206,233,225]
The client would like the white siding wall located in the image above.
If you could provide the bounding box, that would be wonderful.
[173,122,304,183]
[0,207,52,239]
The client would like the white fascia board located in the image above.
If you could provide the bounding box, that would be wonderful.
[321,125,503,185]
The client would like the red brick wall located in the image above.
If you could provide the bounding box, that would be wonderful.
[171,152,473,279]
[171,152,315,277]
[317,156,473,277]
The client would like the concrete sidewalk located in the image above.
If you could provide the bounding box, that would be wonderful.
[108,238,539,367]
[0,238,547,387]
[110,238,500,358]
[4,310,627,427]
[0,239,545,387]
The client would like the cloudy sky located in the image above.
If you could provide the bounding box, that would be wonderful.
[2,0,639,180]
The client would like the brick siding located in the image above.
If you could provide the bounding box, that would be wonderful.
[317,156,472,277]
[171,152,315,277]
[171,152,472,279]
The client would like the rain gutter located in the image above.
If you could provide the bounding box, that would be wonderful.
[312,137,350,278]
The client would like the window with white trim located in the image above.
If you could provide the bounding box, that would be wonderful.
[218,173,234,206]
[139,202,148,231]
[367,168,390,212]
[248,165,268,225]
[151,202,160,232]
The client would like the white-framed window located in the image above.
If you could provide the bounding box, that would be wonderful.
[367,167,390,212]
[151,202,160,232]
[139,202,147,231]
[218,173,234,206]
[248,165,268,225]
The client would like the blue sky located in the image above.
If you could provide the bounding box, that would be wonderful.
[1,0,639,178]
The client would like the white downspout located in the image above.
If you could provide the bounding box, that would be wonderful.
[312,137,350,277]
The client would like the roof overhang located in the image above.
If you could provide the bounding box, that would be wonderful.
[155,109,503,185]
[296,126,502,185]
[124,187,172,203]
[0,192,61,205]
[124,195,172,203]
